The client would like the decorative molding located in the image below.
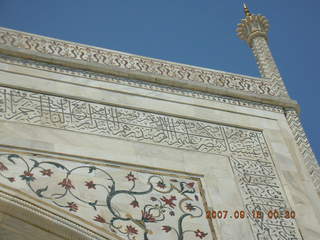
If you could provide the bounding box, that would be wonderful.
[0,190,107,240]
[285,109,320,192]
[0,54,284,114]
[0,86,303,239]
[0,27,288,98]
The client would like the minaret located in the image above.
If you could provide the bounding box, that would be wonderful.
[237,5,320,193]
[236,4,289,98]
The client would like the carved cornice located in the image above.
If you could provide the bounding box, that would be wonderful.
[0,27,292,102]
[0,54,284,114]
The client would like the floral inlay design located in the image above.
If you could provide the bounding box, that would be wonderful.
[0,152,213,240]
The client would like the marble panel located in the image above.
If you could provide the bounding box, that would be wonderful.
[0,150,215,240]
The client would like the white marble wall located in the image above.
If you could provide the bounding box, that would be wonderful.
[0,56,319,240]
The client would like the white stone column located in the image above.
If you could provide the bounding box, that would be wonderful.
[236,6,289,97]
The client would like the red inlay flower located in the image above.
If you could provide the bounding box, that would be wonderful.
[58,178,75,190]
[162,225,172,233]
[20,171,35,182]
[7,177,15,182]
[93,215,106,223]
[160,195,177,208]
[40,169,53,176]
[67,202,78,212]
[157,181,166,189]
[126,172,137,182]
[141,210,156,222]
[85,180,96,189]
[194,229,208,239]
[126,225,138,235]
[130,200,139,208]
[185,203,196,211]
[0,162,8,171]
[187,182,195,188]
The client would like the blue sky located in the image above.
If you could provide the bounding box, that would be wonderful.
[1,1,319,162]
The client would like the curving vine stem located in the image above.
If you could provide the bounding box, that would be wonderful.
[0,153,209,240]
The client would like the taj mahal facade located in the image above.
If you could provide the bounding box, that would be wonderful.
[0,6,319,240]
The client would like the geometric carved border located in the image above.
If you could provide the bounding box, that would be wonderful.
[285,109,320,193]
[0,86,303,239]
[227,136,302,240]
[229,153,302,239]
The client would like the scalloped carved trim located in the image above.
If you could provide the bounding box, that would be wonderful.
[0,54,284,114]
[0,28,287,98]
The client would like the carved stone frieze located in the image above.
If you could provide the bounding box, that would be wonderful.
[0,28,288,98]
[0,54,284,114]
[0,86,228,154]
[0,86,303,239]
[285,109,320,192]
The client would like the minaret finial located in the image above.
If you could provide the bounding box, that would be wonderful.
[243,3,252,17]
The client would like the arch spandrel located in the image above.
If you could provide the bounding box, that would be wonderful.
[0,190,118,240]
[0,150,215,240]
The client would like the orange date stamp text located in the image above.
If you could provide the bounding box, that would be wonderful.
[206,210,295,220]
